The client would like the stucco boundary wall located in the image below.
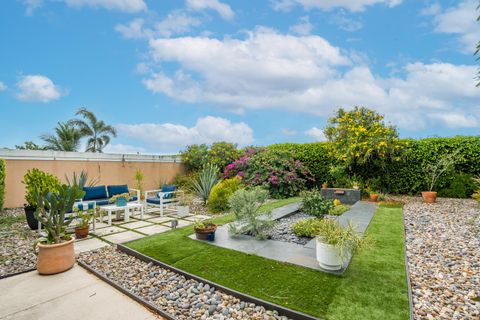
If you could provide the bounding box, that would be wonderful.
[0,149,185,208]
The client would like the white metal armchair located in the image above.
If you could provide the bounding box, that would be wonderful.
[144,188,183,216]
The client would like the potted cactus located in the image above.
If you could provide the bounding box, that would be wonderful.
[34,184,84,275]
[73,206,93,239]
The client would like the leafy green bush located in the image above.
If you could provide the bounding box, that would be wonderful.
[22,168,61,208]
[207,177,243,213]
[329,204,349,216]
[206,142,239,172]
[292,218,324,238]
[0,159,5,211]
[173,172,197,191]
[180,144,209,172]
[192,164,220,204]
[228,187,272,239]
[300,189,333,217]
[438,173,476,198]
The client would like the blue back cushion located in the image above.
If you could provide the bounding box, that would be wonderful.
[83,186,107,200]
[158,185,176,199]
[107,184,129,197]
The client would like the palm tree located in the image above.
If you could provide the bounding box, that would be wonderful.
[40,122,82,151]
[69,107,117,153]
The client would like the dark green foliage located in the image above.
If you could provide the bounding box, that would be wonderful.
[300,189,333,217]
[206,142,239,171]
[0,159,5,211]
[438,173,476,198]
[41,122,82,152]
[180,144,209,172]
[15,141,47,150]
[271,136,480,197]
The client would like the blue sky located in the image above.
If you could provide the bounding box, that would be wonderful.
[0,0,479,154]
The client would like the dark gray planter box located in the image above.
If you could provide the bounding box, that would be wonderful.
[320,188,360,205]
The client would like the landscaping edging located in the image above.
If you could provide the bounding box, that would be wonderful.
[116,244,321,320]
[401,207,415,320]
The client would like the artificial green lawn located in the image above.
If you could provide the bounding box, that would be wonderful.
[127,200,409,320]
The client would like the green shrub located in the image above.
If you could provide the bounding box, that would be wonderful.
[173,172,198,191]
[180,144,209,172]
[292,218,324,237]
[206,142,239,171]
[0,159,5,211]
[22,168,61,208]
[300,189,333,217]
[438,173,476,198]
[329,204,349,216]
[208,177,243,213]
[228,187,272,239]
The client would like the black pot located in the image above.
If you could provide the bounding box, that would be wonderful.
[24,206,40,230]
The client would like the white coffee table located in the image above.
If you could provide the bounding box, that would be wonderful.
[99,202,144,226]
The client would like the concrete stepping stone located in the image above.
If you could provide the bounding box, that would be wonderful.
[103,231,145,244]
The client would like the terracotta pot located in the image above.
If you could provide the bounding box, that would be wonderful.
[37,238,75,275]
[370,194,378,202]
[75,226,89,239]
[322,184,328,189]
[194,225,217,240]
[421,191,437,203]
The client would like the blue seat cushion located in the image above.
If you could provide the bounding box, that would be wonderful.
[146,197,161,205]
[158,185,176,199]
[76,202,95,211]
[107,185,129,197]
[93,198,110,206]
[83,186,107,201]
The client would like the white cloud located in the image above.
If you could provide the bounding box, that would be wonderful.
[139,28,480,130]
[117,116,254,152]
[428,112,478,129]
[329,10,363,32]
[186,0,234,20]
[23,0,146,14]
[282,128,297,136]
[0,82,7,91]
[289,16,313,35]
[430,0,480,54]
[271,0,402,12]
[115,18,152,39]
[15,75,65,103]
[305,127,327,141]
[103,143,146,154]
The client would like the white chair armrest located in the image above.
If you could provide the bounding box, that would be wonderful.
[128,188,141,203]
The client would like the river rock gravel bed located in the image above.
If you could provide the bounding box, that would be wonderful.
[79,246,291,320]
[0,208,37,278]
[264,213,313,245]
[402,197,480,320]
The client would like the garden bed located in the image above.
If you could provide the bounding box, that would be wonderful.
[0,208,37,278]
[264,212,313,245]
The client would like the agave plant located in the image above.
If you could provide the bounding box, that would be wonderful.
[34,184,85,244]
[65,170,99,190]
[191,164,220,204]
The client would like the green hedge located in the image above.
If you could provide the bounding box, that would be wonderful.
[0,159,5,211]
[269,136,480,197]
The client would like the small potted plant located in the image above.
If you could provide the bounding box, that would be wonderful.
[315,219,367,271]
[322,182,328,189]
[109,192,131,207]
[193,219,217,241]
[177,193,192,217]
[422,151,458,203]
[369,190,379,202]
[73,206,93,239]
[352,180,360,190]
[34,184,84,275]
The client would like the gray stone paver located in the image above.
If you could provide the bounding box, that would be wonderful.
[190,201,377,274]
[0,265,159,320]
[74,237,109,254]
[136,225,171,235]
[102,231,145,244]
[92,226,125,236]
[120,221,153,230]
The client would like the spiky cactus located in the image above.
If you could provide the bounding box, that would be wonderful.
[34,184,85,244]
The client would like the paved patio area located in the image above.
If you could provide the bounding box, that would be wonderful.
[0,265,161,320]
[74,211,211,254]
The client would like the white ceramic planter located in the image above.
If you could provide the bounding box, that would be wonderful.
[316,237,345,271]
[177,205,190,217]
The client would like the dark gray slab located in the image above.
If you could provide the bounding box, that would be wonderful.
[190,201,377,274]
[320,188,360,205]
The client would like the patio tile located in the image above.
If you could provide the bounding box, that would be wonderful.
[149,216,175,224]
[120,221,153,229]
[92,226,125,237]
[176,219,193,228]
[136,224,171,235]
[74,238,108,254]
[184,214,211,221]
[142,213,160,220]
[102,231,145,244]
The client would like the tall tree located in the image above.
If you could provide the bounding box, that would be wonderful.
[40,122,82,151]
[69,107,117,153]
[15,141,47,150]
